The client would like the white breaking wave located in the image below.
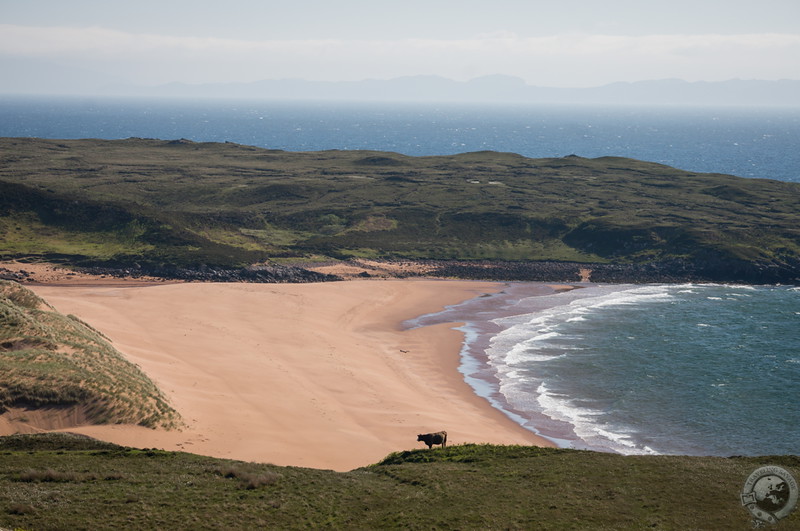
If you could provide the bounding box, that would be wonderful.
[483,284,681,455]
[487,285,676,367]
[536,383,659,455]
[454,282,798,457]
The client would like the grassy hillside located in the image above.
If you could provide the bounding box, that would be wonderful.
[0,433,796,529]
[0,280,181,429]
[1,137,799,281]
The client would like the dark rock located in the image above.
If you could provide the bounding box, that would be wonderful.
[72,256,800,286]
[425,259,800,285]
[75,263,342,284]
[0,267,30,281]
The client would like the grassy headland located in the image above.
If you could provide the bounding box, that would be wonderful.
[0,433,796,529]
[1,137,799,283]
[0,280,181,430]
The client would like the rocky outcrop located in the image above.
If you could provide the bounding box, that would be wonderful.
[21,257,796,285]
[0,268,33,282]
[425,259,800,285]
[78,263,341,283]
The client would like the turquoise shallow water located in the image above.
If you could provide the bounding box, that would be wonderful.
[409,283,800,456]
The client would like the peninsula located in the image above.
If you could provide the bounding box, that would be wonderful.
[1,137,798,284]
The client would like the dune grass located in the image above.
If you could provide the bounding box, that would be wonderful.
[0,280,181,429]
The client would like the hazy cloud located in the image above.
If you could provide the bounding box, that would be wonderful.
[1,23,799,87]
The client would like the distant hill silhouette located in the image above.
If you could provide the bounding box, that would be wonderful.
[1,58,797,106]
[125,76,800,106]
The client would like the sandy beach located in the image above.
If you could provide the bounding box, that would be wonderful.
[24,278,554,471]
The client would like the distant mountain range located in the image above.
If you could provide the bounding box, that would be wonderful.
[110,75,800,106]
[1,57,798,106]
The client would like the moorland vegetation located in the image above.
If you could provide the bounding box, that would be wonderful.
[1,137,799,283]
[0,433,796,529]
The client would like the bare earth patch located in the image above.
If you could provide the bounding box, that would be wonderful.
[0,405,91,434]
[302,259,438,279]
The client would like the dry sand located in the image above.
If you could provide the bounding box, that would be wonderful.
[25,279,554,471]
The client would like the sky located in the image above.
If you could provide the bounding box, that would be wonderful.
[1,0,800,93]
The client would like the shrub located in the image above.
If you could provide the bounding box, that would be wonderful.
[214,465,280,489]
[15,468,96,482]
[8,502,36,515]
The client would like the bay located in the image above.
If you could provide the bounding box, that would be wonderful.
[2,96,798,456]
[410,283,800,456]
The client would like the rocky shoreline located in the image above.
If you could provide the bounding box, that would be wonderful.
[301,257,799,285]
[76,258,800,286]
[0,262,338,284]
[77,263,341,283]
[425,258,800,285]
[3,257,798,285]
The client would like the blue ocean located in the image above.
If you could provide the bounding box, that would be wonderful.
[1,96,799,182]
[2,96,798,455]
[409,283,799,456]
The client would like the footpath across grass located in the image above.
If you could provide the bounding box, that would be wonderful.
[0,433,796,529]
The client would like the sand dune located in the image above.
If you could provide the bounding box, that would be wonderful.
[28,279,553,471]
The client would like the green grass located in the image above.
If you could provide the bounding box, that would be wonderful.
[0,212,157,259]
[0,433,796,529]
[1,138,799,277]
[0,280,181,429]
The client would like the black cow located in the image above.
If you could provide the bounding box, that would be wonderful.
[417,431,447,449]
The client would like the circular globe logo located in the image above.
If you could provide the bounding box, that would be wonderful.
[741,466,798,526]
